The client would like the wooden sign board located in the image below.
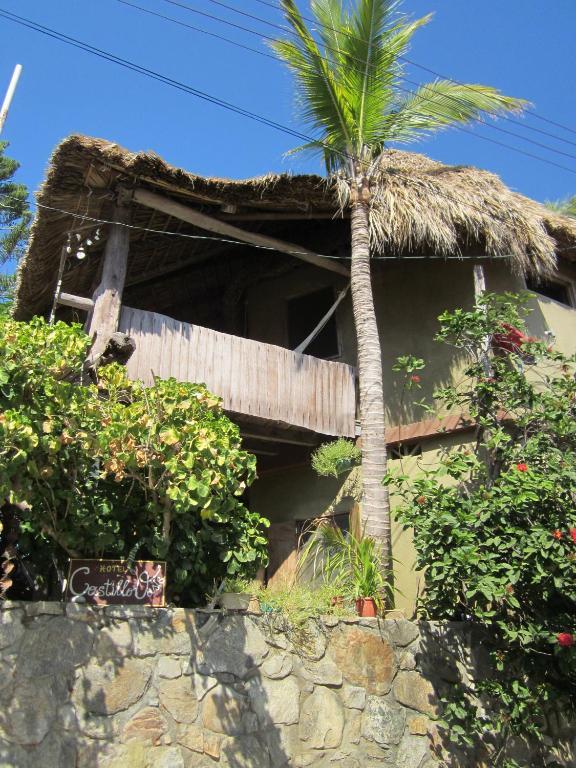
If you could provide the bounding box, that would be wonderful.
[66,559,167,607]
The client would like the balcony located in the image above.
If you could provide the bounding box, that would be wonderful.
[119,306,357,438]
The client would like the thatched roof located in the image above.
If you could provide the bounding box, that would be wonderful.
[14,134,576,320]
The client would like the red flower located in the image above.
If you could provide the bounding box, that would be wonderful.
[416,495,426,505]
[410,375,421,383]
[553,530,563,540]
[569,528,576,544]
[557,632,574,648]
[515,463,528,472]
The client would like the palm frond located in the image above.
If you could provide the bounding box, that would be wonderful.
[385,80,528,143]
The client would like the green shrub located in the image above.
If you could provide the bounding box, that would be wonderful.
[0,317,268,604]
[387,293,576,764]
[311,438,361,478]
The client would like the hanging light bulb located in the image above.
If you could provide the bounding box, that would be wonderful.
[85,239,93,247]
[76,246,86,260]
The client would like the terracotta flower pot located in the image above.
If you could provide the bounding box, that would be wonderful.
[355,597,378,617]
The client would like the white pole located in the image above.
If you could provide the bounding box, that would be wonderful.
[0,64,23,137]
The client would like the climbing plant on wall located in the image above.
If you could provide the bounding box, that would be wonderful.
[0,317,268,604]
[387,294,576,767]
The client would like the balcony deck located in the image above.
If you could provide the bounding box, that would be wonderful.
[119,306,357,438]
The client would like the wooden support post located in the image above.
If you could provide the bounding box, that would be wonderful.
[86,201,131,363]
[473,263,492,375]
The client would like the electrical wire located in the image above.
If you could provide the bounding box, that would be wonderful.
[1,7,575,244]
[4,3,576,182]
[148,0,576,165]
[0,196,514,261]
[245,0,576,140]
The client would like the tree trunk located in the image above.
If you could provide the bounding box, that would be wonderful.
[349,197,391,567]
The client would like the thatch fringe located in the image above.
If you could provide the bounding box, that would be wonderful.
[13,135,576,319]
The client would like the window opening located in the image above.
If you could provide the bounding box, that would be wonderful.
[525,276,573,307]
[287,287,340,359]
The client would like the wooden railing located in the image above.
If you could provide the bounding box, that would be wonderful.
[119,306,357,437]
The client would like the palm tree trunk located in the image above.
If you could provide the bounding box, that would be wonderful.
[349,196,391,567]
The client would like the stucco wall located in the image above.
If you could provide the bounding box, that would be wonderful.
[1,603,573,768]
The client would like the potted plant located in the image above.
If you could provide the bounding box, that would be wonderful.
[218,577,259,612]
[299,524,387,617]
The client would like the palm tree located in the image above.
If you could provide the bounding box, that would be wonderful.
[272,0,525,568]
[546,195,576,218]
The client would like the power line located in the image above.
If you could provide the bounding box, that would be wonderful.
[0,195,514,261]
[116,0,278,61]
[245,0,576,141]
[145,0,576,167]
[0,6,574,233]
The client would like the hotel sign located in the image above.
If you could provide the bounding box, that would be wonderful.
[66,559,167,606]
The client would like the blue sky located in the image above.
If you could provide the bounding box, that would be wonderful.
[1,0,576,206]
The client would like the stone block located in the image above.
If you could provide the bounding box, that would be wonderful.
[82,658,152,715]
[149,746,185,768]
[220,735,270,768]
[6,677,58,744]
[158,656,183,679]
[408,715,430,736]
[329,627,397,695]
[300,687,344,749]
[202,686,254,736]
[123,706,168,745]
[96,621,135,659]
[158,677,198,724]
[194,672,218,701]
[297,657,342,687]
[177,723,204,754]
[23,601,64,617]
[399,651,417,671]
[197,616,268,678]
[17,616,94,680]
[362,697,405,746]
[262,653,293,680]
[341,684,366,710]
[0,610,25,651]
[393,672,439,717]
[396,733,431,768]
[384,620,420,648]
[203,732,222,759]
[248,675,300,726]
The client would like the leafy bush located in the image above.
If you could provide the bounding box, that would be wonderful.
[311,438,361,477]
[387,294,576,765]
[0,317,268,604]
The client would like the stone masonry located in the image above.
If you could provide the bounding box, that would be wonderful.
[0,603,574,768]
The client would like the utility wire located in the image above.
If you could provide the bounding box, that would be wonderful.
[117,0,279,61]
[0,195,513,261]
[145,0,576,166]
[1,6,575,232]
[245,0,576,140]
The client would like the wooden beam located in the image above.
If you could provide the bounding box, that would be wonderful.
[133,188,350,277]
[219,211,345,222]
[86,202,131,362]
[58,292,94,312]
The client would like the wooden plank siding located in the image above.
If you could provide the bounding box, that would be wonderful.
[119,306,357,438]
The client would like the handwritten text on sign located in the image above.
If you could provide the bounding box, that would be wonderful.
[66,559,166,606]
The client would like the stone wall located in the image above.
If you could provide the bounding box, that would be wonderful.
[0,602,574,768]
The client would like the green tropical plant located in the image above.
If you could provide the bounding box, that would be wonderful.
[272,0,526,569]
[545,194,576,218]
[0,141,30,264]
[300,524,388,608]
[0,316,268,604]
[387,293,576,765]
[311,437,361,477]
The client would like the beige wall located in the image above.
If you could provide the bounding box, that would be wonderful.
[246,257,576,616]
